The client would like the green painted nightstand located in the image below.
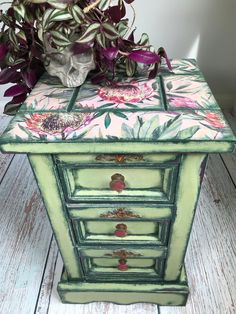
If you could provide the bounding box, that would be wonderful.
[0,59,235,306]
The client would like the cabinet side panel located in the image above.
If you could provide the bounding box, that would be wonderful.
[164,153,207,280]
[28,154,82,279]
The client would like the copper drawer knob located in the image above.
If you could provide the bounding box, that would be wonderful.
[110,173,126,193]
[114,223,128,238]
[117,259,128,271]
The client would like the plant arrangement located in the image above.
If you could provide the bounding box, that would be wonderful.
[0,0,171,115]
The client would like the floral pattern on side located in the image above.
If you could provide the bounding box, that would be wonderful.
[164,75,220,110]
[2,110,234,143]
[161,59,200,74]
[19,73,75,112]
[74,76,163,111]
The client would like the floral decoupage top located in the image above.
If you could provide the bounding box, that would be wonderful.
[0,59,236,153]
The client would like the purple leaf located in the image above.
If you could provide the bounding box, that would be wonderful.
[22,69,37,88]
[0,44,8,61]
[158,47,172,70]
[149,63,160,79]
[108,5,125,23]
[10,93,27,104]
[124,0,135,3]
[71,42,94,54]
[127,28,136,42]
[91,72,106,84]
[128,50,160,65]
[4,84,28,97]
[0,68,19,84]
[101,47,119,60]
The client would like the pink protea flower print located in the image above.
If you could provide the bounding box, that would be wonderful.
[25,112,92,138]
[98,81,154,103]
[205,112,225,129]
[169,97,199,109]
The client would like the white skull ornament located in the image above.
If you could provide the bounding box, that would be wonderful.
[44,44,96,87]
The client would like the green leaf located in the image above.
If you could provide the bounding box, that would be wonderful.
[102,23,119,40]
[50,30,71,46]
[166,81,173,91]
[96,33,106,48]
[8,29,18,50]
[175,84,190,91]
[93,111,105,119]
[114,111,128,119]
[98,103,114,109]
[70,5,84,24]
[13,4,26,19]
[138,115,160,138]
[126,58,136,76]
[98,0,111,11]
[121,123,134,138]
[43,8,72,29]
[138,33,149,46]
[105,112,111,128]
[47,1,68,10]
[77,23,100,43]
[16,30,27,42]
[175,126,199,140]
[118,19,129,37]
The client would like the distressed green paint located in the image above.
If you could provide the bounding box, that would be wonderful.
[78,247,166,258]
[71,168,163,189]
[91,258,155,268]
[57,267,188,305]
[55,153,179,164]
[72,219,169,245]
[1,60,235,305]
[28,154,82,279]
[80,220,158,235]
[164,153,206,280]
[58,163,178,203]
[1,140,235,154]
[68,206,172,220]
[58,291,187,305]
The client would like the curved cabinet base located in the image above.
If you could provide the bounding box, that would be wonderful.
[57,266,189,305]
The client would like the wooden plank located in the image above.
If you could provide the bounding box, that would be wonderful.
[160,154,236,314]
[46,255,158,314]
[221,151,236,187]
[0,154,52,314]
[0,115,13,182]
[35,237,58,314]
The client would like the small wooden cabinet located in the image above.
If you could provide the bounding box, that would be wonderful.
[1,59,235,306]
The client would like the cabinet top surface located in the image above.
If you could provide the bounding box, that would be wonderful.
[0,59,236,153]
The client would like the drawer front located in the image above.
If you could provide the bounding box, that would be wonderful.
[68,205,172,246]
[72,219,170,245]
[68,204,173,220]
[78,247,166,282]
[56,164,179,203]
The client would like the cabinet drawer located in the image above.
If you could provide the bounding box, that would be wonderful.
[78,247,166,282]
[72,219,170,246]
[56,164,179,203]
[68,205,172,246]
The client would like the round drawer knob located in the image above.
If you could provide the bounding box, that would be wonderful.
[110,173,126,193]
[117,259,128,271]
[114,223,128,237]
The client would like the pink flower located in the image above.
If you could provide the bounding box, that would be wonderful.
[169,97,199,109]
[205,112,225,129]
[25,112,92,137]
[98,81,154,103]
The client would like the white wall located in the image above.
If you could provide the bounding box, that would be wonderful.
[132,0,236,108]
[1,1,236,110]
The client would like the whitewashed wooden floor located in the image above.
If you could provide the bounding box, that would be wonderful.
[0,112,236,314]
